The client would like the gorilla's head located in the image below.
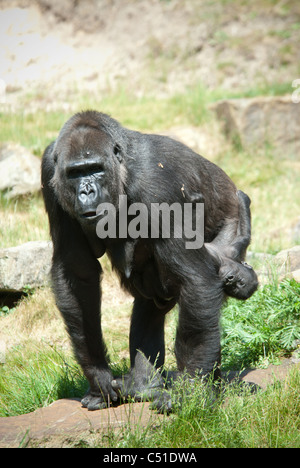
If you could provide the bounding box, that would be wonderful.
[50,111,127,227]
[219,259,258,300]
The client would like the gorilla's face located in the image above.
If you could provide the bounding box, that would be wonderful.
[51,122,124,228]
[219,259,258,300]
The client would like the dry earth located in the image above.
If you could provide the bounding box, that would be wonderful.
[0,0,299,111]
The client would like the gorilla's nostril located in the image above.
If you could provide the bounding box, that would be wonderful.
[80,185,95,196]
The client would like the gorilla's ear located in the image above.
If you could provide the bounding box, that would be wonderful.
[113,143,123,163]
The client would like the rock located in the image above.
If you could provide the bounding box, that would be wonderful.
[290,269,300,283]
[0,241,53,292]
[229,359,299,390]
[211,96,300,154]
[0,400,164,448]
[162,123,227,158]
[275,245,300,275]
[0,143,41,198]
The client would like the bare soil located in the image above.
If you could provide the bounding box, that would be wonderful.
[0,0,299,111]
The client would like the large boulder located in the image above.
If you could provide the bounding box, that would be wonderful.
[247,247,300,284]
[162,123,227,159]
[0,143,41,198]
[0,400,163,448]
[211,96,300,154]
[0,241,53,292]
[275,245,300,280]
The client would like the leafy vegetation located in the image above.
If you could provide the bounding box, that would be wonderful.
[221,280,300,369]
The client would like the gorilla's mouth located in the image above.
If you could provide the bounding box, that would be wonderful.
[81,210,98,219]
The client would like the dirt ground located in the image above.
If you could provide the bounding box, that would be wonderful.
[0,0,299,111]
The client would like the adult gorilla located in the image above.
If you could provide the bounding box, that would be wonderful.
[42,111,255,411]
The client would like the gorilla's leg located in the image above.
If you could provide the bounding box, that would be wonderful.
[111,297,172,411]
[51,259,118,411]
[129,296,166,367]
[175,273,224,380]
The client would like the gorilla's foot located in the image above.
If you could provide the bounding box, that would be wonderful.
[111,352,172,413]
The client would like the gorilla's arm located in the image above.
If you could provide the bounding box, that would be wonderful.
[42,144,118,410]
[225,190,252,260]
[207,190,251,261]
[205,190,258,299]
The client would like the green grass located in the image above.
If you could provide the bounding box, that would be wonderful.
[0,280,299,448]
[0,341,130,418]
[0,110,67,157]
[0,344,87,417]
[0,80,294,150]
[106,369,300,449]
[209,81,293,102]
[0,84,212,150]
[1,83,299,252]
[0,192,48,248]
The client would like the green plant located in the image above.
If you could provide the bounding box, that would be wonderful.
[0,306,15,317]
[95,368,300,449]
[0,345,87,416]
[221,279,300,369]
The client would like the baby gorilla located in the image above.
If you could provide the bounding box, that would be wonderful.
[205,190,258,300]
[219,260,257,299]
[116,190,258,302]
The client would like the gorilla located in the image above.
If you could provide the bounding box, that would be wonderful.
[204,189,258,300]
[41,110,257,411]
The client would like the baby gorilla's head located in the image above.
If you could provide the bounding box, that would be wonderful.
[219,260,258,300]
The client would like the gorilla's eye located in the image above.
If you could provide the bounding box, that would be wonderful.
[66,161,104,179]
[242,261,253,270]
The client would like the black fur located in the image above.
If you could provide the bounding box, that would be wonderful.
[205,190,258,299]
[41,111,257,411]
